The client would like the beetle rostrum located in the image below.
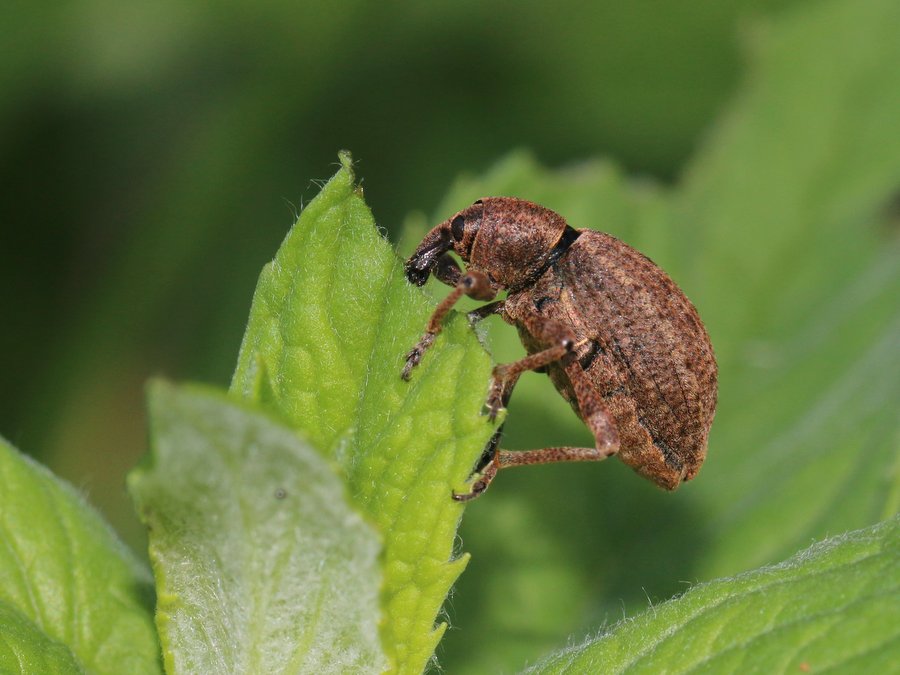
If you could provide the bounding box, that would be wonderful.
[402,197,717,501]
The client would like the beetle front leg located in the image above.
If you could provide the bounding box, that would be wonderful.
[432,252,463,286]
[402,269,496,380]
[466,300,505,326]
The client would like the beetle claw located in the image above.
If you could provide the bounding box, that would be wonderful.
[401,347,424,380]
[451,478,488,502]
[401,351,419,381]
[401,333,436,380]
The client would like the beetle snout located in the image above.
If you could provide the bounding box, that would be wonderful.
[405,259,431,286]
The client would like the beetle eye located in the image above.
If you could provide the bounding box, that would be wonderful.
[451,215,466,241]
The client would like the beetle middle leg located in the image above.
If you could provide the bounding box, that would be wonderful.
[484,313,574,420]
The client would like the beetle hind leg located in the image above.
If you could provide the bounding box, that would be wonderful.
[452,425,504,502]
[497,363,621,469]
[490,390,620,485]
[456,361,620,501]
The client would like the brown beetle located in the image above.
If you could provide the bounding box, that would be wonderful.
[403,197,717,501]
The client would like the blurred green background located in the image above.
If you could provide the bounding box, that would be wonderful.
[1,0,789,533]
[4,0,898,672]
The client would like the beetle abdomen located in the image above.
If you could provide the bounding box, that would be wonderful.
[538,230,716,489]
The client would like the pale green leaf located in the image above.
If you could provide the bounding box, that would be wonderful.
[0,437,160,674]
[128,381,388,674]
[230,153,498,674]
[526,516,900,674]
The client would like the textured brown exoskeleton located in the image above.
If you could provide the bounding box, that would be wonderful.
[402,197,717,501]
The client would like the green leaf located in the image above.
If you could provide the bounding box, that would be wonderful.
[128,381,388,674]
[429,0,900,671]
[230,154,498,673]
[526,516,900,674]
[0,437,160,674]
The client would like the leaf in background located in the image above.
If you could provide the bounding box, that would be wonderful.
[230,152,498,673]
[526,516,900,674]
[128,382,386,674]
[433,0,900,671]
[0,437,160,674]
[430,151,666,248]
[673,0,900,580]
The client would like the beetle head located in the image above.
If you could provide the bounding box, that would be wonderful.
[467,197,568,289]
[405,197,568,291]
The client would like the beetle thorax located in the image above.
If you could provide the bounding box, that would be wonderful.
[466,197,569,290]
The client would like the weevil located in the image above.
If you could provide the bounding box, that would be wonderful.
[402,197,717,501]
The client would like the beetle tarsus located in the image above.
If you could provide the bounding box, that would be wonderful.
[401,333,435,380]
[452,458,499,501]
[451,480,487,502]
[485,379,505,421]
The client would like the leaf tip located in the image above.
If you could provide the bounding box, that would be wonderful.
[338,149,354,174]
[145,377,176,411]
